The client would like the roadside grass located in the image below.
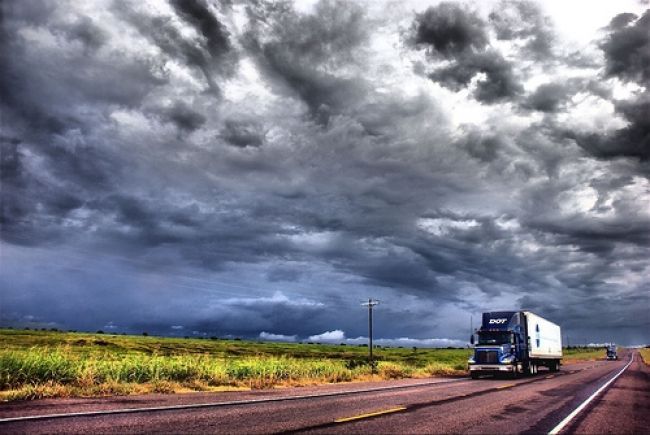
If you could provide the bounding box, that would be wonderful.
[639,348,650,366]
[562,346,608,363]
[0,329,471,401]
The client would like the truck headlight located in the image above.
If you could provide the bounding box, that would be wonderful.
[500,356,514,363]
[468,357,475,364]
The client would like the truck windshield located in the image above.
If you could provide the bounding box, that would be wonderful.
[477,332,511,345]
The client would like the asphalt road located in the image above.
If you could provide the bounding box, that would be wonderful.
[1,350,647,434]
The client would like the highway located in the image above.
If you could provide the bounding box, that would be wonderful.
[1,350,647,434]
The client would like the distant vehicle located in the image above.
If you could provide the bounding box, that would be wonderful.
[468,311,562,378]
[606,345,618,360]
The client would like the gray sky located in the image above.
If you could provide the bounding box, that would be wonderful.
[1,0,649,346]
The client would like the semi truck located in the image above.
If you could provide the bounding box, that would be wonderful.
[606,345,618,360]
[468,311,562,378]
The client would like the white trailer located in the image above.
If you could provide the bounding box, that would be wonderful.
[525,311,563,359]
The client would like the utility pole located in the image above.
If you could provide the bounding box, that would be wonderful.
[362,298,380,373]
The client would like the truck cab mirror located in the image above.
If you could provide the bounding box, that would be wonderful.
[470,335,475,345]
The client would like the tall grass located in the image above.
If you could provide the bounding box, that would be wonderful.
[562,347,607,362]
[639,348,650,366]
[0,349,369,392]
[0,329,474,400]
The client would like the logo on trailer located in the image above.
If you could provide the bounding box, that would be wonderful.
[489,318,508,325]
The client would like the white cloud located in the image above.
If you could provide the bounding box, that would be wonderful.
[103,321,118,330]
[308,330,346,342]
[259,331,298,342]
[222,291,324,308]
[417,217,480,236]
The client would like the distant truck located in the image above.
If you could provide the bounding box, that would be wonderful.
[606,345,618,360]
[468,311,562,378]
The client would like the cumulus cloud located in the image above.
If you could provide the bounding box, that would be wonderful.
[409,3,522,103]
[565,11,650,160]
[243,0,369,124]
[259,331,298,342]
[409,2,488,58]
[522,83,574,113]
[308,330,346,342]
[489,0,555,60]
[601,10,650,83]
[428,50,523,103]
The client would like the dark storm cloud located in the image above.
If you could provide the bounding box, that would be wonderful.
[568,93,650,160]
[117,1,236,94]
[63,16,108,50]
[429,51,523,103]
[0,137,23,185]
[489,0,555,60]
[221,119,265,148]
[601,10,650,83]
[409,3,523,103]
[169,0,231,59]
[0,5,166,137]
[162,102,207,132]
[520,79,597,113]
[522,83,569,112]
[456,130,504,162]
[244,0,369,123]
[525,214,650,253]
[409,2,488,58]
[0,1,164,248]
[559,11,650,161]
[266,266,304,282]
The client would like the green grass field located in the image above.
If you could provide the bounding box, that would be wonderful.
[0,329,470,400]
[0,329,607,401]
[562,346,607,363]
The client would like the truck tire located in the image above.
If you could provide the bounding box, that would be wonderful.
[471,372,479,379]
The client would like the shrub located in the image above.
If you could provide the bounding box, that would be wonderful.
[378,362,411,379]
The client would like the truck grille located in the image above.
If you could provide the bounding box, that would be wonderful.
[476,351,498,364]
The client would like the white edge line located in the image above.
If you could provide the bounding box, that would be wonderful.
[0,378,466,424]
[548,354,634,435]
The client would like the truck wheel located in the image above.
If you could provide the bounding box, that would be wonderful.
[471,372,479,379]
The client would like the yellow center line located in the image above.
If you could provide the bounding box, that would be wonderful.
[334,406,407,423]
[497,384,515,389]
